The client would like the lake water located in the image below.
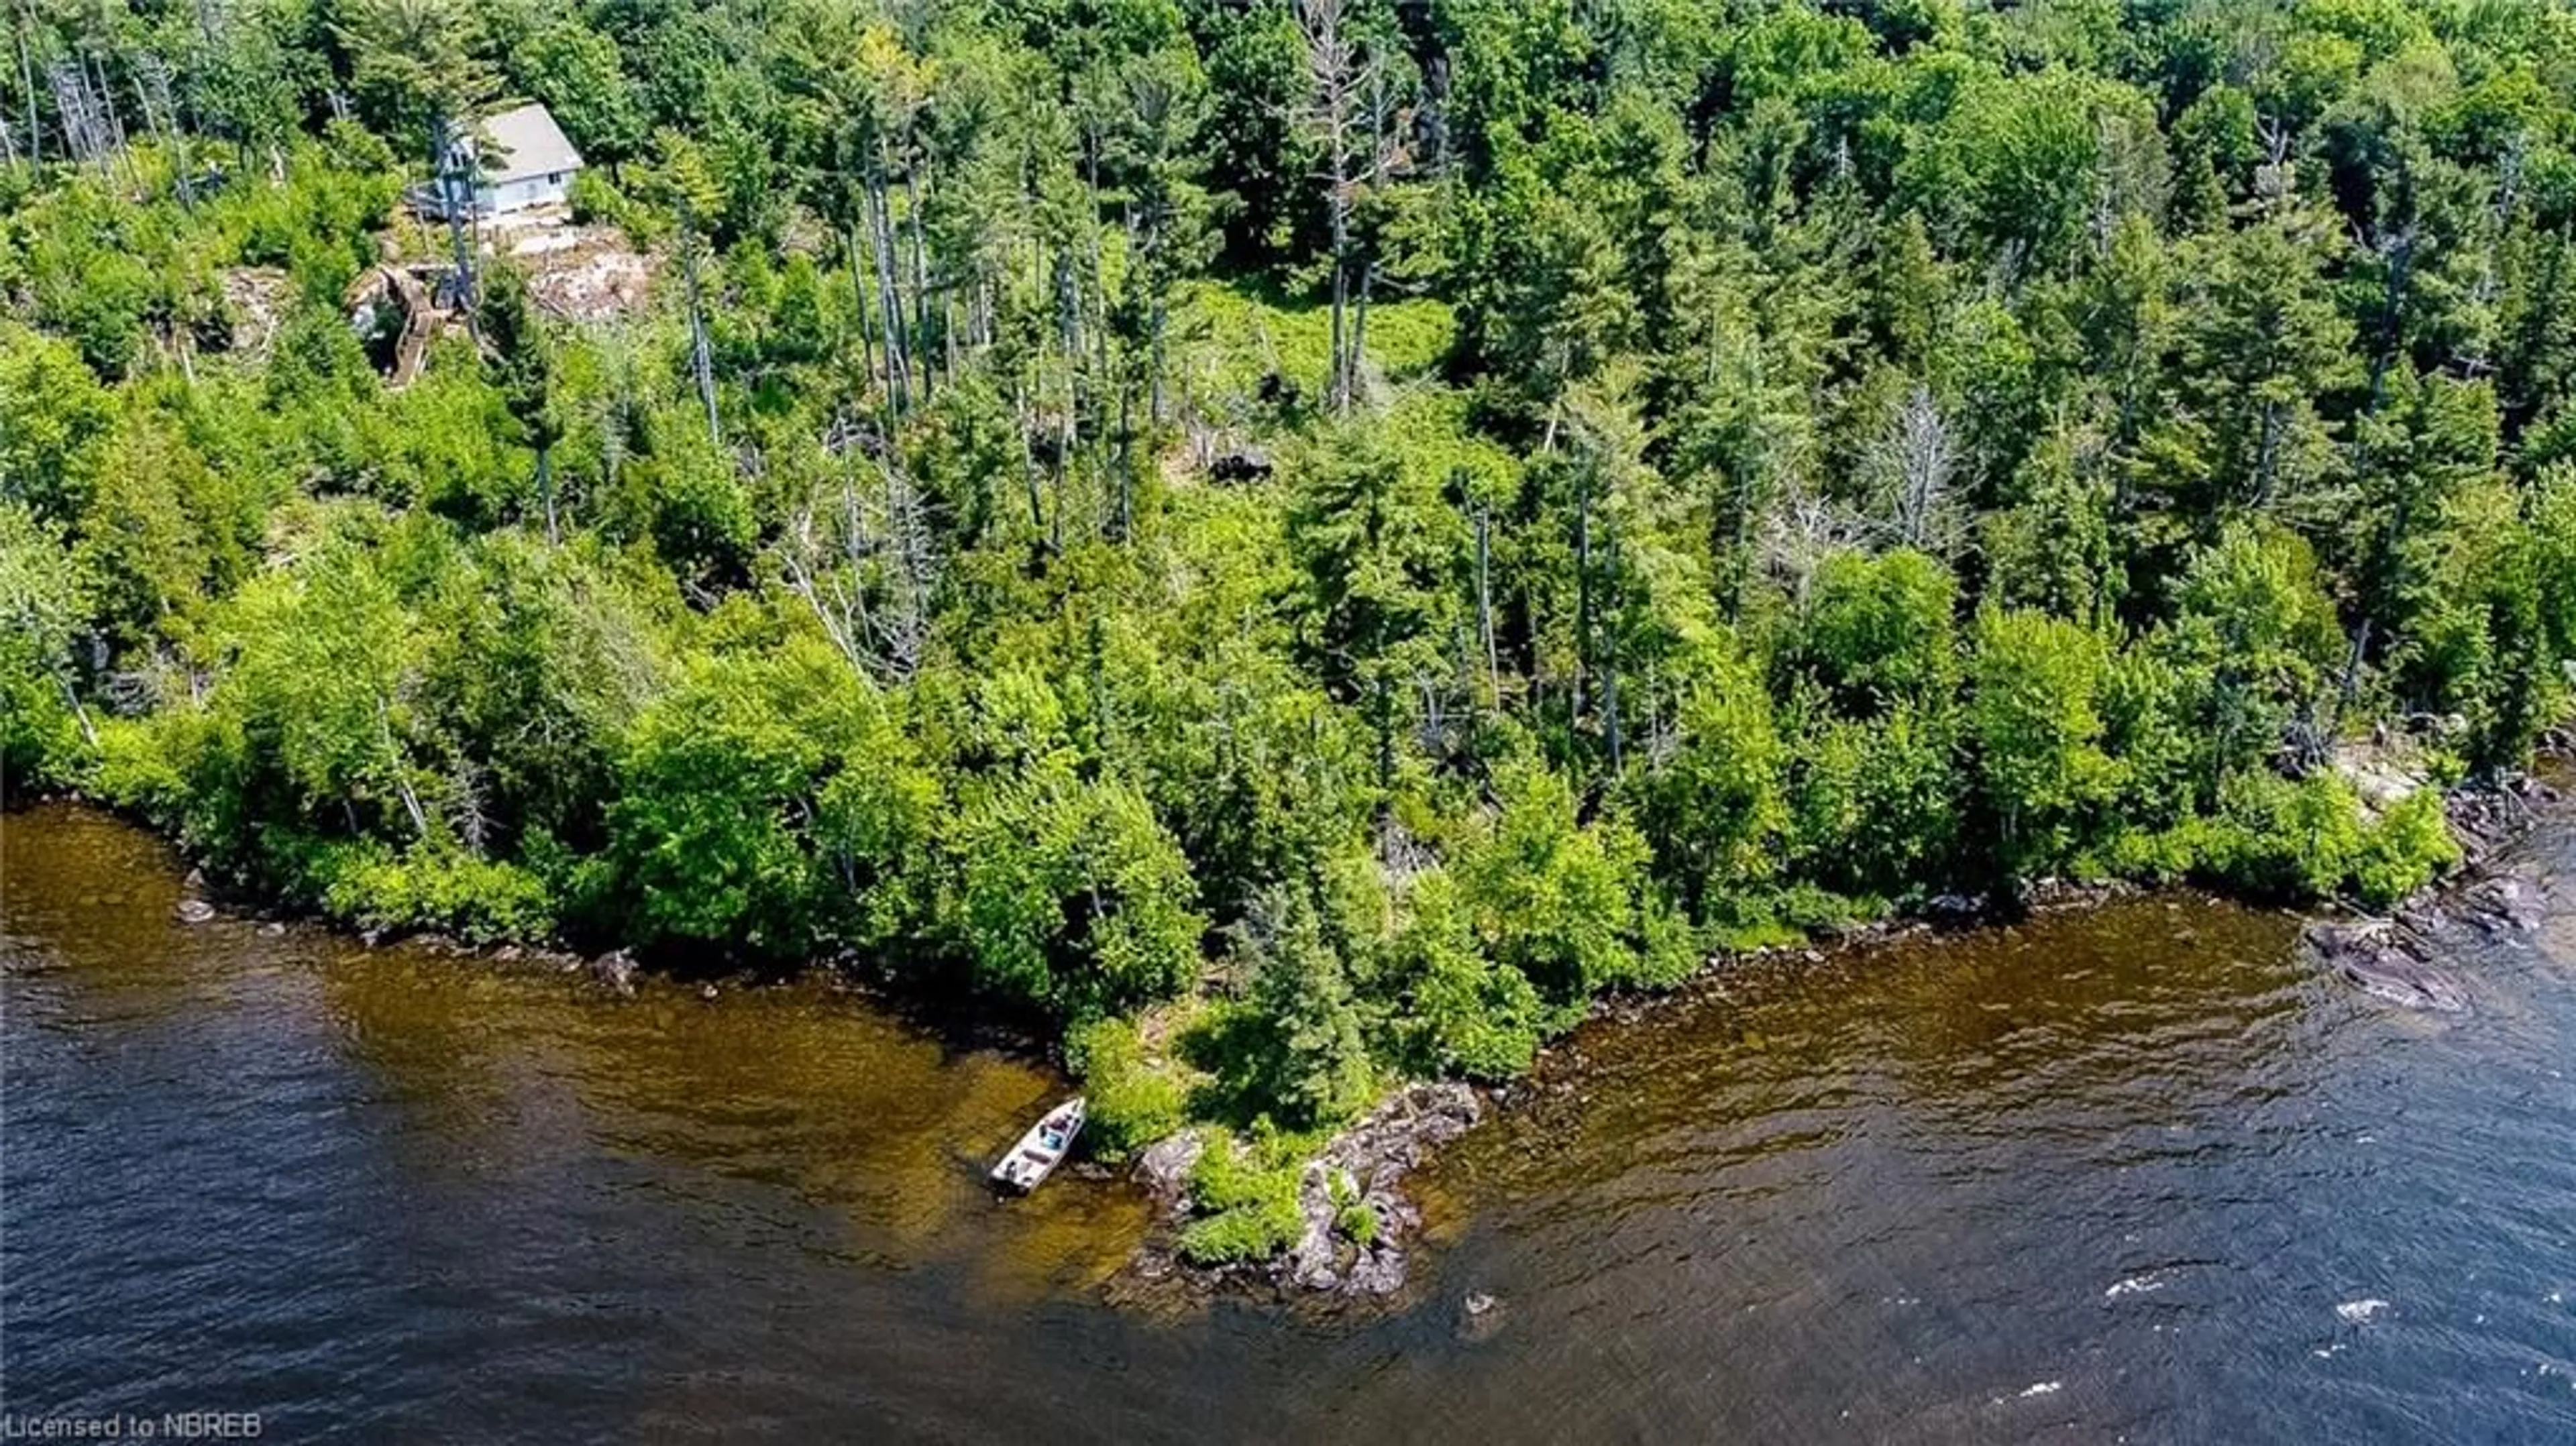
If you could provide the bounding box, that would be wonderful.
[5,802,2572,1442]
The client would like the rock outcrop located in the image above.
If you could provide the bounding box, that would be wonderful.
[2302,769,2561,1012]
[1132,1080,1482,1300]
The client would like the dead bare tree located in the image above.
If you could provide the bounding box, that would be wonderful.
[47,60,111,173]
[1294,0,1396,413]
[2253,115,2295,208]
[1867,384,1964,555]
[13,0,40,167]
[778,453,941,684]
[1761,487,1872,610]
[133,52,191,208]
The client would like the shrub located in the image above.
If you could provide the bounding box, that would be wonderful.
[1458,757,1658,1001]
[1177,1129,1307,1266]
[311,840,557,943]
[1329,1170,1379,1245]
[1067,1017,1189,1160]
[1970,608,2121,878]
[2351,788,2460,907]
[1337,1201,1380,1247]
[2190,771,2365,899]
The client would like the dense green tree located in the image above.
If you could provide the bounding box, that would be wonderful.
[1970,608,2119,878]
[477,265,565,541]
[0,502,95,781]
[0,324,114,523]
[3,0,2567,1142]
[947,759,1204,1016]
[1224,883,1375,1129]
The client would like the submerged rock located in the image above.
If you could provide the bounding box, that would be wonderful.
[2465,876,2544,934]
[2307,922,2470,1013]
[1456,1290,1505,1342]
[173,898,217,925]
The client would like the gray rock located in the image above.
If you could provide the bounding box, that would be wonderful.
[590,949,639,997]
[1285,1163,1340,1286]
[2473,876,2544,932]
[173,898,217,925]
[1133,1129,1206,1211]
[2310,924,2469,1013]
[1345,1246,1404,1296]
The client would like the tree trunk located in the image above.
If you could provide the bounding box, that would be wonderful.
[1116,372,1134,541]
[538,443,557,545]
[87,48,138,192]
[847,217,878,404]
[1475,502,1499,709]
[1373,671,1393,798]
[1726,463,1756,624]
[2367,230,2414,410]
[1013,380,1044,533]
[904,154,932,402]
[1348,259,1375,408]
[1328,194,1350,410]
[434,114,478,322]
[1085,140,1110,416]
[867,156,910,414]
[1148,242,1169,426]
[57,675,95,747]
[1573,467,1593,722]
[1601,529,1623,774]
[15,3,39,168]
[2251,399,2282,512]
[682,225,720,445]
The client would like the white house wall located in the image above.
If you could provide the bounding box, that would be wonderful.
[470,176,573,216]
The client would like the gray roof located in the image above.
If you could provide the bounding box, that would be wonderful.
[477,103,583,183]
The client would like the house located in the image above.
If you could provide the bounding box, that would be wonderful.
[419,103,584,219]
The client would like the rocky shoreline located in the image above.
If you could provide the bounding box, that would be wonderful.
[2300,763,2565,1014]
[1128,742,2573,1306]
[130,744,2573,1311]
[1121,1082,1483,1304]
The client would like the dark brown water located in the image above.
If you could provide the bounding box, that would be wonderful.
[5,803,2573,1443]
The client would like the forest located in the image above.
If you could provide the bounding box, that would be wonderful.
[5,0,2575,1260]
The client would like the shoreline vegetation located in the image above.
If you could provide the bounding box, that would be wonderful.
[44,744,2559,1303]
[5,0,2576,1292]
